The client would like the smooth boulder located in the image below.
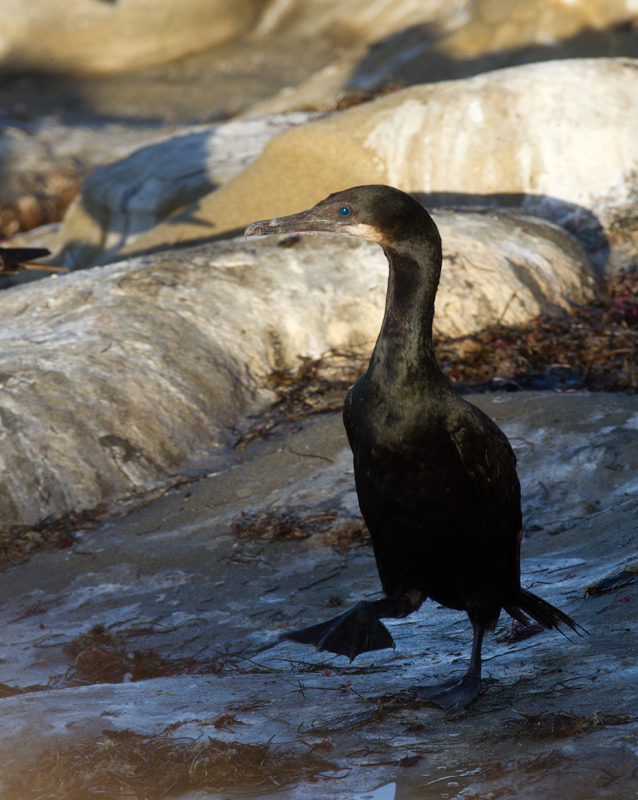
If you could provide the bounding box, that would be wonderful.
[245,0,638,116]
[0,209,593,527]
[0,0,265,75]
[79,58,638,275]
[55,114,317,271]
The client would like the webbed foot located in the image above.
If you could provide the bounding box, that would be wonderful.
[280,601,395,661]
[413,674,481,712]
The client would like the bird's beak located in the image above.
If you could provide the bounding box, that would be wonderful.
[245,206,340,239]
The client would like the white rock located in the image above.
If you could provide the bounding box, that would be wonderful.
[103,58,637,275]
[0,209,593,526]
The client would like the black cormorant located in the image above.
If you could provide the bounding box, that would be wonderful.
[0,247,56,274]
[245,185,579,711]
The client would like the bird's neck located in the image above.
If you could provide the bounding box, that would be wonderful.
[368,242,447,393]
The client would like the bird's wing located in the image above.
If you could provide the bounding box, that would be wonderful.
[448,399,522,529]
[342,385,355,450]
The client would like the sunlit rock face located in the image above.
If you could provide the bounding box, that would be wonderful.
[70,59,634,276]
[0,209,592,527]
[0,0,265,75]
[346,0,638,90]
[244,0,638,117]
[54,114,317,272]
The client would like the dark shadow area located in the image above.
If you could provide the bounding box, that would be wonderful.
[0,30,336,125]
[348,18,638,92]
[410,192,610,279]
[54,129,219,273]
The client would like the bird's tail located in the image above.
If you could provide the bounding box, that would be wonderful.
[505,588,582,634]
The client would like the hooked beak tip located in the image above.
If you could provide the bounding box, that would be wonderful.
[244,220,263,239]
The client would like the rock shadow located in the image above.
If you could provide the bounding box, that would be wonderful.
[411,191,610,279]
[52,129,219,273]
[348,19,638,92]
[106,191,610,282]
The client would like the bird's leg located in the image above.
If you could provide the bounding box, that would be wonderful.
[280,593,422,662]
[413,619,485,712]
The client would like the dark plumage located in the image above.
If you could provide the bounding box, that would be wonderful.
[0,247,55,274]
[245,185,579,711]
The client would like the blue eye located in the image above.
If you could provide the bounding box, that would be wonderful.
[339,206,351,216]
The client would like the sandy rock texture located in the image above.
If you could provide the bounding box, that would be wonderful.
[1,1,636,125]
[90,59,638,276]
[0,0,266,75]
[55,113,317,271]
[252,0,458,44]
[0,215,592,527]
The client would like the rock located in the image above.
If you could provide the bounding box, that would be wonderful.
[241,58,359,120]
[246,0,638,115]
[432,209,595,336]
[0,212,592,527]
[1,392,638,798]
[0,118,184,290]
[54,113,318,271]
[105,58,638,275]
[0,0,265,75]
[253,0,457,45]
[349,0,638,92]
[0,119,173,209]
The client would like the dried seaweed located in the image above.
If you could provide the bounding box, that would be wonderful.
[435,270,638,393]
[57,624,237,687]
[0,474,199,566]
[6,729,335,800]
[0,505,109,563]
[507,710,634,740]
[461,751,570,797]
[302,707,383,735]
[231,505,370,552]
[0,165,85,240]
[319,80,406,113]
[234,347,368,448]
[236,272,638,450]
[496,619,545,644]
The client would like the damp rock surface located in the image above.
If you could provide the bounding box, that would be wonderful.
[0,392,637,799]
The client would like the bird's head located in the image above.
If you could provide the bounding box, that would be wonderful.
[245,185,438,248]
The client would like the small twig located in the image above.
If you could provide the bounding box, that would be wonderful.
[21,263,68,272]
[296,564,346,591]
[287,447,334,463]
[586,348,635,361]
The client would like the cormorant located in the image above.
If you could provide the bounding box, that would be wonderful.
[245,185,579,712]
[0,247,59,274]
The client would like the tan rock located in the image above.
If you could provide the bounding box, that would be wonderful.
[255,0,457,44]
[0,209,592,526]
[0,0,265,75]
[54,113,318,271]
[105,58,638,274]
[243,0,638,115]
[441,0,636,62]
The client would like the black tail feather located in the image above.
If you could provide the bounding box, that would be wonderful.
[505,588,584,635]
